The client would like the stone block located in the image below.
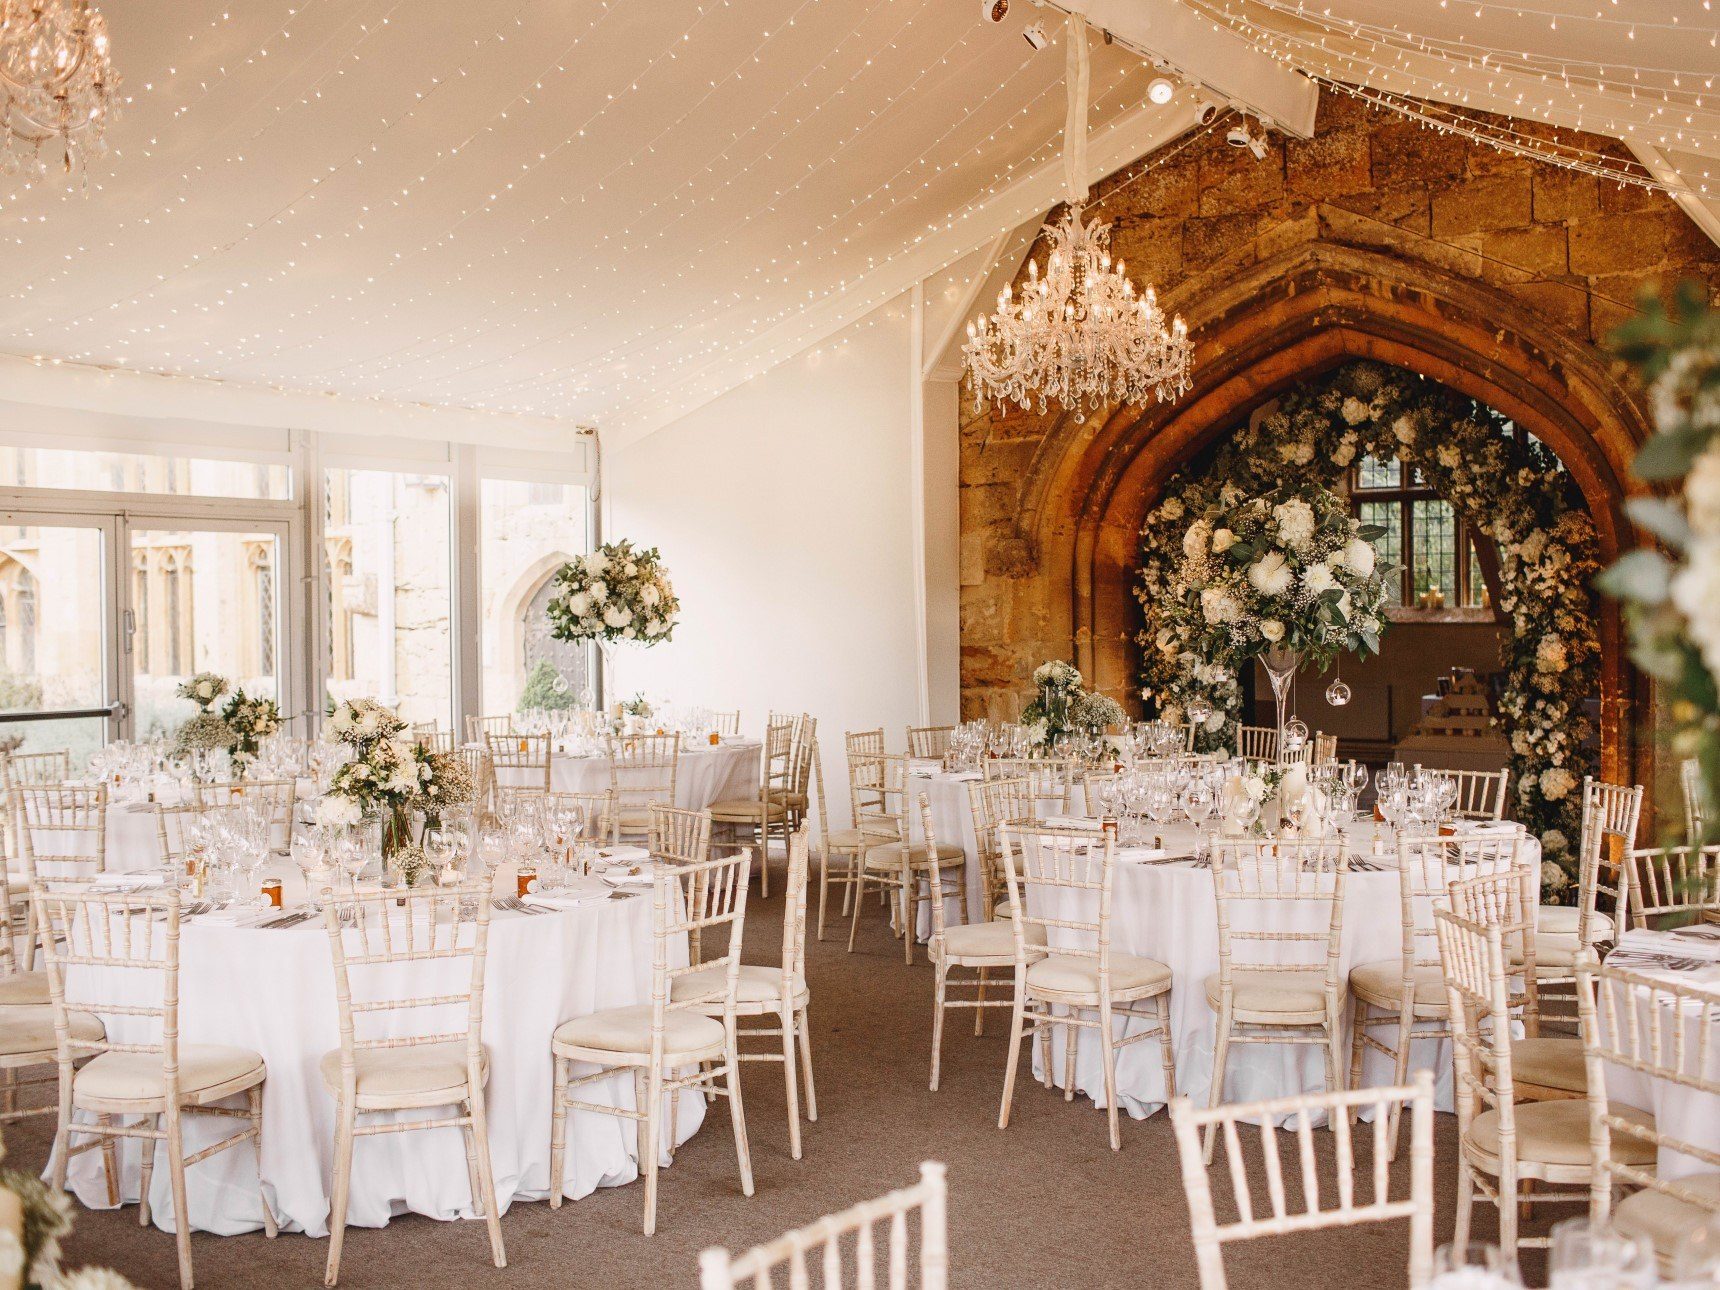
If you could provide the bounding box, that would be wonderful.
[1503,276,1591,337]
[985,535,1038,580]
[1326,189,1431,236]
[1286,128,1372,197]
[1370,122,1469,189]
[1429,174,1533,238]
[1197,144,1285,216]
[1569,211,1669,275]
[1182,210,1261,270]
[1108,217,1184,289]
[1113,156,1198,219]
[1480,224,1570,280]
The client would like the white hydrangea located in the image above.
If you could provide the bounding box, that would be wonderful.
[1272,499,1316,550]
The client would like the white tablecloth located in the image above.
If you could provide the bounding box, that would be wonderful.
[497,740,760,811]
[56,870,700,1237]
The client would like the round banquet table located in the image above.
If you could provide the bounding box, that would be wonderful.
[907,771,1542,1120]
[53,867,702,1238]
[495,738,760,810]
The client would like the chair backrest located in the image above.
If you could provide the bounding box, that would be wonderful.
[964,777,1034,912]
[416,729,455,754]
[698,1161,948,1290]
[906,725,954,760]
[1,749,71,789]
[1209,839,1347,993]
[1390,831,1528,992]
[0,861,24,978]
[1577,953,1720,1223]
[194,776,296,827]
[787,714,818,803]
[649,804,712,866]
[488,731,552,792]
[1235,725,1278,761]
[1169,1073,1435,1290]
[1623,844,1720,930]
[757,718,796,803]
[322,884,490,1091]
[35,887,186,1090]
[997,823,1116,977]
[542,790,613,846]
[775,827,810,992]
[655,850,751,1052]
[1440,767,1509,822]
[846,728,886,759]
[12,784,108,885]
[984,758,1075,813]
[152,799,244,872]
[466,714,512,744]
[1684,758,1709,845]
[1447,867,1540,1024]
[1435,907,1516,1157]
[852,752,910,840]
[607,732,680,816]
[1081,771,1120,816]
[451,743,496,817]
[711,710,741,737]
[1578,777,1645,944]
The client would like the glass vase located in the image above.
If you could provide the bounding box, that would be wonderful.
[1260,646,1301,762]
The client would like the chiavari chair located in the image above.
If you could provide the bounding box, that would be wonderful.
[1623,844,1720,930]
[1578,953,1720,1273]
[711,709,741,737]
[968,776,1036,923]
[1438,910,1655,1261]
[542,789,615,849]
[1348,830,1530,1157]
[768,712,818,836]
[1684,758,1708,844]
[1538,777,1644,1016]
[193,776,296,848]
[1081,770,1121,817]
[845,728,886,758]
[699,1161,948,1290]
[488,730,552,795]
[1417,766,1509,822]
[648,803,712,866]
[906,725,954,760]
[996,824,1176,1151]
[465,714,512,745]
[607,731,681,848]
[984,757,1075,814]
[1171,1072,1436,1290]
[449,742,496,824]
[675,828,816,1159]
[1234,724,1278,761]
[321,884,503,1283]
[847,753,965,965]
[1176,1073,1431,1290]
[809,738,865,941]
[416,729,456,753]
[39,886,275,1290]
[551,849,755,1235]
[1447,869,1581,1102]
[0,860,73,1124]
[924,798,1044,1091]
[1205,838,1348,1161]
[711,719,792,899]
[12,783,108,887]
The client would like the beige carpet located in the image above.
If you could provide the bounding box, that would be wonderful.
[9,876,1542,1289]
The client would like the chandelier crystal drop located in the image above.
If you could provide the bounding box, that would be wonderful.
[0,0,118,183]
[962,204,1192,415]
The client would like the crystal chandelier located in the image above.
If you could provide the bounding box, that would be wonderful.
[963,13,1191,416]
[0,0,117,182]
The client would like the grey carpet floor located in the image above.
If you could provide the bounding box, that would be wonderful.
[9,876,1548,1289]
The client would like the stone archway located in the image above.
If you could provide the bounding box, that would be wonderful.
[1001,239,1651,790]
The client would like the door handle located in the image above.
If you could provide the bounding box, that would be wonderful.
[122,608,135,655]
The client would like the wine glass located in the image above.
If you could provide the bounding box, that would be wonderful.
[292,823,332,910]
[1548,1217,1653,1288]
[1431,1242,1522,1288]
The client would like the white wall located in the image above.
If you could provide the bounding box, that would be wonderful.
[607,295,925,823]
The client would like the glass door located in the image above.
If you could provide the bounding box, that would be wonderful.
[124,517,290,741]
[0,512,123,767]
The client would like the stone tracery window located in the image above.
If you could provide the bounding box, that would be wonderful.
[1349,454,1496,614]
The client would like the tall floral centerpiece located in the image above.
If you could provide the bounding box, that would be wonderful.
[172,672,235,776]
[1160,484,1393,751]
[220,690,280,778]
[545,539,680,705]
[314,698,430,860]
[1020,660,1125,751]
[1599,284,1720,838]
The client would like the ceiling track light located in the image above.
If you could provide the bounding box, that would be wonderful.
[1022,21,1049,51]
[1146,75,1176,105]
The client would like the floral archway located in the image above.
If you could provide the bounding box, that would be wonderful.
[1135,360,1601,884]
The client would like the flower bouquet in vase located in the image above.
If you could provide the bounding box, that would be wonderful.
[545,539,680,708]
[1020,660,1125,757]
[315,698,431,865]
[1166,483,1393,755]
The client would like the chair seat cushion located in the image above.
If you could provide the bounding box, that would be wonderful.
[0,970,49,1007]
[319,1041,485,1102]
[935,920,1046,962]
[1539,905,1611,940]
[1349,961,1448,1016]
[75,1043,263,1103]
[768,789,809,811]
[0,1005,101,1057]
[671,963,805,1007]
[864,841,964,870]
[1508,1037,1588,1095]
[1204,970,1328,1021]
[709,799,788,823]
[826,826,898,851]
[1028,952,1171,997]
[1467,1099,1656,1168]
[554,1005,725,1059]
[1614,1174,1720,1256]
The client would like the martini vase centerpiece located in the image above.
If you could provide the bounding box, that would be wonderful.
[1260,645,1300,761]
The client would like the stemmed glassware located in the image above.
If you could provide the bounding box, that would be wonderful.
[1430,1242,1522,1288]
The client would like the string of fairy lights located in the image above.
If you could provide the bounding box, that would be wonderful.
[1,0,1717,432]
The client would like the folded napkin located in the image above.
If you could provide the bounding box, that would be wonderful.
[192,906,280,929]
[1618,929,1720,962]
[526,877,612,909]
[90,872,166,891]
[1449,820,1519,836]
[597,844,652,865]
[1042,815,1102,831]
[1114,847,1172,864]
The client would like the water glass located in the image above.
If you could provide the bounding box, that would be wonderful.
[1549,1218,1655,1289]
[1431,1242,1522,1288]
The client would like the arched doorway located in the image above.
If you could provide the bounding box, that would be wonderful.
[521,571,589,701]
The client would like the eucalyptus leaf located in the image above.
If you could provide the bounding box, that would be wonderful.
[1624,496,1691,550]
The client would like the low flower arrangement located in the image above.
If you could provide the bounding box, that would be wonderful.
[221,689,280,776]
[546,540,680,646]
[315,699,429,852]
[176,672,229,711]
[1021,660,1125,749]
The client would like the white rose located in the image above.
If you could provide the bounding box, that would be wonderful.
[1247,550,1295,597]
[1342,538,1375,578]
[1259,620,1285,643]
[1689,446,1720,536]
[603,605,631,628]
[1211,528,1237,553]
[624,561,638,577]
[1302,563,1336,596]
